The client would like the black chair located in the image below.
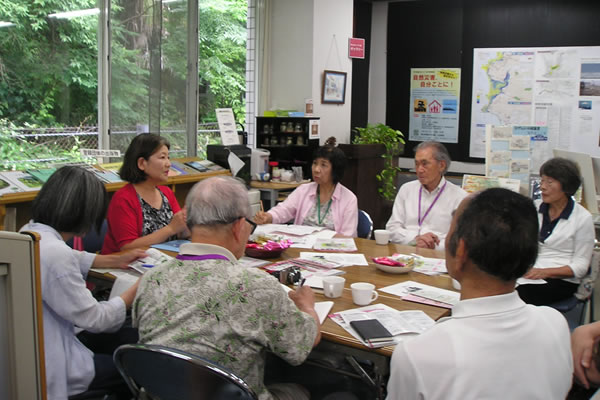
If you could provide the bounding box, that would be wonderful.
[113,344,258,400]
[357,210,373,239]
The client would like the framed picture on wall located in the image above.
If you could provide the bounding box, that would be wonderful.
[321,70,347,104]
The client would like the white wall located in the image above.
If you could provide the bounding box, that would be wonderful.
[368,2,387,125]
[268,0,314,111]
[311,0,354,144]
[262,0,354,145]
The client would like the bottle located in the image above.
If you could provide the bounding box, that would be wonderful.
[269,161,279,178]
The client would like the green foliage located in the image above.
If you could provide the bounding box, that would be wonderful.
[0,119,87,171]
[0,0,99,126]
[0,0,247,134]
[353,123,405,201]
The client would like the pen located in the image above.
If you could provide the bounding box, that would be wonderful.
[142,264,155,268]
[299,278,306,287]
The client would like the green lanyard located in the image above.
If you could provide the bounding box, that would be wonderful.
[317,195,333,225]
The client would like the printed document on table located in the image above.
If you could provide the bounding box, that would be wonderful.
[411,254,447,275]
[313,238,358,252]
[129,248,174,274]
[380,280,460,306]
[299,252,368,266]
[516,277,547,285]
[329,304,435,348]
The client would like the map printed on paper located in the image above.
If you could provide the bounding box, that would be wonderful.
[470,46,600,158]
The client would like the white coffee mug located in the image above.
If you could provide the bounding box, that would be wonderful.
[322,276,345,298]
[374,229,391,245]
[351,282,379,306]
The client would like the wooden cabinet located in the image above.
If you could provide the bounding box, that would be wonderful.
[256,116,320,179]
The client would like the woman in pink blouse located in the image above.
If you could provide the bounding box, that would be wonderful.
[254,145,358,237]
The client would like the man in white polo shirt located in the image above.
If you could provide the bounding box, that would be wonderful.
[386,188,573,400]
[386,141,466,249]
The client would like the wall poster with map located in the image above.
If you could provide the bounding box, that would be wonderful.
[470,46,600,159]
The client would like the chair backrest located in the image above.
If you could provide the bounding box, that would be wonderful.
[357,209,373,239]
[113,344,257,400]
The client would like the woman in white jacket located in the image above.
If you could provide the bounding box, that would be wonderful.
[516,157,595,306]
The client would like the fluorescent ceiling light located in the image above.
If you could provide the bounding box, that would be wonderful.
[48,8,100,19]
[0,21,15,28]
[162,0,183,3]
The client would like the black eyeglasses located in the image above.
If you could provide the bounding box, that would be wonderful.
[204,216,256,234]
[245,217,257,234]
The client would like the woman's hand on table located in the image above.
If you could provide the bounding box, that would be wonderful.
[114,249,148,269]
[169,209,188,235]
[254,211,272,225]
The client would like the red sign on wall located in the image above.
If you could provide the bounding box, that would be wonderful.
[348,38,365,59]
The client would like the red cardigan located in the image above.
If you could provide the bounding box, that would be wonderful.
[101,183,181,254]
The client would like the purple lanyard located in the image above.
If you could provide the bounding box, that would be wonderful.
[418,182,447,227]
[176,254,229,261]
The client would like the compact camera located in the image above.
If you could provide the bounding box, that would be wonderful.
[270,266,302,285]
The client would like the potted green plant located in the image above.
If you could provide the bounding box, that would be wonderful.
[352,123,405,201]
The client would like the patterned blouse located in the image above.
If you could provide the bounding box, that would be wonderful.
[138,190,176,241]
[132,243,318,400]
[303,199,335,231]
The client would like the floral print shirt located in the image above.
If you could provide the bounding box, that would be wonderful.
[132,243,318,400]
[138,190,176,241]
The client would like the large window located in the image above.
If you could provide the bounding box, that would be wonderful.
[0,0,248,170]
[0,1,99,170]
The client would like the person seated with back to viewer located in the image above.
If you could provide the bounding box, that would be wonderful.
[254,142,358,237]
[516,157,595,306]
[133,176,321,400]
[385,141,466,249]
[20,166,146,400]
[101,133,189,254]
[386,188,573,400]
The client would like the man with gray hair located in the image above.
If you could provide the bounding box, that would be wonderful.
[386,141,466,249]
[133,176,320,400]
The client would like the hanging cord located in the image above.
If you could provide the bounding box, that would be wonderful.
[324,34,344,71]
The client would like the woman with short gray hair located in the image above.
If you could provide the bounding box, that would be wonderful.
[20,166,146,399]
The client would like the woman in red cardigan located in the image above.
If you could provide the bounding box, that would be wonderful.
[101,134,189,254]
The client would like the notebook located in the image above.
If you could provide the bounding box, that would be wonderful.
[349,319,394,343]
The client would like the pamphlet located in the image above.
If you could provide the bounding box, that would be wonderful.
[379,280,460,307]
[151,239,191,252]
[129,248,174,274]
[216,108,240,146]
[185,160,209,172]
[0,171,43,192]
[313,238,358,252]
[330,304,435,348]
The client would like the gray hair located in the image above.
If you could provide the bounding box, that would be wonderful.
[186,176,250,229]
[32,166,107,235]
[415,141,451,175]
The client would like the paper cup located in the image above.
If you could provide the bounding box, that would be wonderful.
[374,229,391,245]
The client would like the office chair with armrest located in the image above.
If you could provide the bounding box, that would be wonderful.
[113,344,258,400]
[357,210,373,239]
[549,249,600,330]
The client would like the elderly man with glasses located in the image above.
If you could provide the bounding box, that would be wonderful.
[133,176,321,400]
